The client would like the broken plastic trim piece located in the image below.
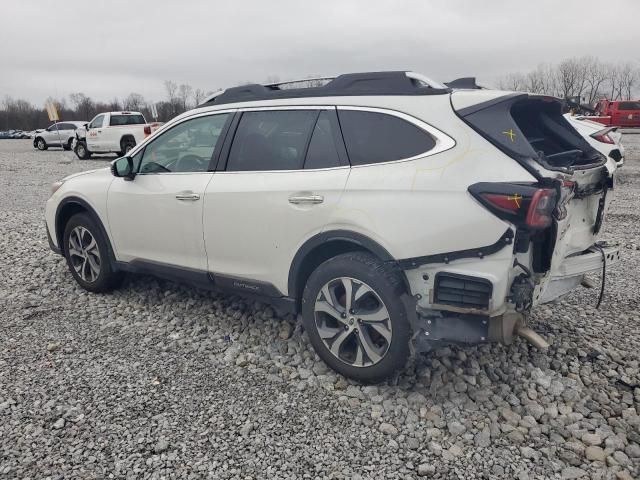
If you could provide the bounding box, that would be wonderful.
[396,229,514,270]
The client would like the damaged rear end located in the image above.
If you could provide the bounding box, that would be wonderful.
[409,91,619,352]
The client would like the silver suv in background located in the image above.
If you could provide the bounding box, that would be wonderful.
[34,121,87,151]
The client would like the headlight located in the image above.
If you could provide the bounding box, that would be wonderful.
[50,181,65,196]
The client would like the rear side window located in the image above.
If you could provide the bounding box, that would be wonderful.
[618,102,640,111]
[110,114,145,126]
[304,111,341,169]
[338,110,436,166]
[227,110,317,171]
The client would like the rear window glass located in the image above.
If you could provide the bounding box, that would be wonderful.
[110,114,146,126]
[227,110,317,171]
[338,110,436,166]
[618,102,640,111]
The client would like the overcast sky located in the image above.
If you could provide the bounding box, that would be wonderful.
[1,0,638,106]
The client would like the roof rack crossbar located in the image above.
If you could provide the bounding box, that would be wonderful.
[264,76,336,89]
[200,71,451,107]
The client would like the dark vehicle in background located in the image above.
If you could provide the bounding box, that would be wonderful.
[588,99,640,128]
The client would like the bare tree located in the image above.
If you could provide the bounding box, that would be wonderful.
[123,93,146,111]
[193,88,206,105]
[618,63,638,100]
[583,57,608,104]
[69,93,95,120]
[164,80,178,102]
[177,84,193,111]
[499,72,525,91]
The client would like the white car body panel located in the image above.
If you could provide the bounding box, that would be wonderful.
[107,173,213,270]
[46,82,618,320]
[204,167,350,293]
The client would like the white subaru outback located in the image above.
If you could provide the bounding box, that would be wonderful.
[45,71,619,383]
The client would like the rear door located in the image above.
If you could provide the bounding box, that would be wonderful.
[202,107,350,295]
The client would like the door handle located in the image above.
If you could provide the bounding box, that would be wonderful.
[175,192,200,201]
[288,194,324,205]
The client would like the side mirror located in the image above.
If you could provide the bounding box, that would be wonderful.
[111,156,135,181]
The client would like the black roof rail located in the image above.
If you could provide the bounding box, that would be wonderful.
[201,71,450,107]
[445,77,485,90]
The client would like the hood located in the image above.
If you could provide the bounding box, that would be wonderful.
[62,167,108,182]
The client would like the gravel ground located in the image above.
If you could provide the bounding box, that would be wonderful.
[1,138,639,480]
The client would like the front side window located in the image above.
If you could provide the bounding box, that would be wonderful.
[110,114,146,126]
[138,113,230,174]
[89,115,105,129]
[338,110,436,166]
[226,110,317,171]
[618,102,640,111]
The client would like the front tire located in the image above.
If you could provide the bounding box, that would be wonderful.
[301,252,411,383]
[36,138,47,150]
[74,141,91,159]
[63,213,122,293]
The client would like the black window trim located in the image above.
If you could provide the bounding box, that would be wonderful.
[216,106,350,173]
[132,110,236,175]
[336,106,455,167]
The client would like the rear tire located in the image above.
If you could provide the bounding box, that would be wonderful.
[63,138,73,151]
[63,213,123,293]
[120,137,136,155]
[74,141,91,160]
[301,252,411,383]
[36,138,47,150]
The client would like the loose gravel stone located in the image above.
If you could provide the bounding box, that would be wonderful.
[1,139,640,479]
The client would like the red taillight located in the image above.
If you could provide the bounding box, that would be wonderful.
[144,125,151,135]
[526,189,556,228]
[481,193,522,213]
[591,132,614,144]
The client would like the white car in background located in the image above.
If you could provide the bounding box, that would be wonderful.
[33,122,86,151]
[564,114,624,167]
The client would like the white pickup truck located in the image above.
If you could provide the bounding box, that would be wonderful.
[74,111,161,159]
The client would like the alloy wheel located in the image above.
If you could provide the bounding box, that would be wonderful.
[313,277,392,367]
[68,226,101,282]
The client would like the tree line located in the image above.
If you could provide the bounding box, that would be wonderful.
[2,58,639,131]
[0,80,212,131]
[498,56,639,105]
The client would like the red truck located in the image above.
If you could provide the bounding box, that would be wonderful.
[587,99,640,127]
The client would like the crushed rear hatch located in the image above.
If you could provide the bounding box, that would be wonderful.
[452,91,616,281]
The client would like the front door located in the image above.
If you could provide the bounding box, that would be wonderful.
[86,114,106,151]
[107,112,233,270]
[203,108,350,295]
